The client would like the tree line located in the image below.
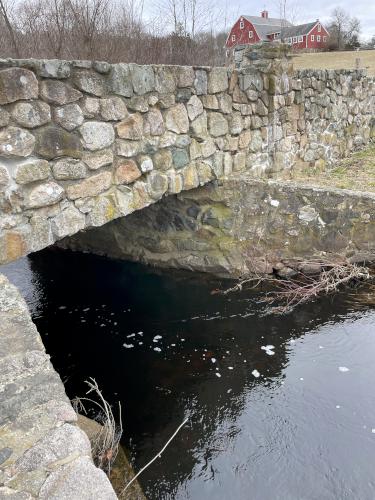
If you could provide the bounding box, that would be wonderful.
[0,1,373,65]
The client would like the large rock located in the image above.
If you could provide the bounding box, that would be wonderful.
[130,64,155,94]
[115,160,141,184]
[35,126,82,159]
[116,114,143,140]
[208,112,228,137]
[54,104,84,131]
[38,456,117,500]
[82,149,113,170]
[147,171,168,199]
[165,104,189,134]
[40,80,82,105]
[0,127,35,157]
[52,159,87,180]
[208,68,229,93]
[66,171,112,199]
[51,206,86,239]
[80,122,115,151]
[0,68,38,104]
[15,159,50,185]
[99,97,128,121]
[194,70,207,95]
[144,109,164,136]
[108,64,133,97]
[38,60,71,79]
[25,181,65,208]
[11,101,51,128]
[73,70,106,96]
[187,95,203,121]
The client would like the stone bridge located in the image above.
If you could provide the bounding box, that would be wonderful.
[0,49,375,499]
[0,49,374,265]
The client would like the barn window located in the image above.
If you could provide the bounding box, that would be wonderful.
[240,21,244,29]
[249,30,253,38]
[311,35,315,41]
[232,34,236,41]
[317,35,321,42]
[323,36,327,42]
[298,35,303,42]
[292,36,297,43]
[318,23,321,32]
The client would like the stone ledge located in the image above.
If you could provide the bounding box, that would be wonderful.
[0,274,117,499]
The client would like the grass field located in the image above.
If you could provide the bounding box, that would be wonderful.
[292,50,375,76]
[293,145,375,192]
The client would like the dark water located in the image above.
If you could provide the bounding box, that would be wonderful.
[2,249,375,500]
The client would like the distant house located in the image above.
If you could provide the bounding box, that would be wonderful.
[226,11,329,52]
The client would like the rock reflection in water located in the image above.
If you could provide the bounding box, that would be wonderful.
[2,249,375,500]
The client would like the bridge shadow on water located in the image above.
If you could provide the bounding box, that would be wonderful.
[2,247,375,500]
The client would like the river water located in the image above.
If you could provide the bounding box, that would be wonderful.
[2,248,375,500]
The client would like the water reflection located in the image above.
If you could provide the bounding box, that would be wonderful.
[2,249,375,500]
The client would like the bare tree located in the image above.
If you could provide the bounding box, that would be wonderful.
[0,0,20,57]
[328,8,361,50]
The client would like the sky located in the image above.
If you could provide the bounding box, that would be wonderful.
[217,0,375,40]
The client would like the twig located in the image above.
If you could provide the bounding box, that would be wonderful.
[122,417,188,493]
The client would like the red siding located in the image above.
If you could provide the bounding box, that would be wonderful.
[226,17,260,48]
[306,23,329,49]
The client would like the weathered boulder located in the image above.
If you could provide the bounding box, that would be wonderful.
[34,126,82,159]
[115,160,141,184]
[99,97,128,121]
[194,70,208,95]
[0,127,35,157]
[40,80,82,105]
[15,159,50,185]
[66,171,112,199]
[52,159,87,180]
[51,206,86,238]
[0,68,38,104]
[144,109,164,136]
[54,104,84,131]
[187,95,203,121]
[80,122,115,151]
[165,104,189,134]
[73,70,107,96]
[25,181,65,208]
[116,114,143,140]
[82,149,113,170]
[208,67,229,93]
[108,64,133,97]
[11,101,51,128]
[208,112,228,137]
[130,64,155,94]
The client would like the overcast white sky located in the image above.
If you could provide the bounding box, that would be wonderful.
[216,0,375,40]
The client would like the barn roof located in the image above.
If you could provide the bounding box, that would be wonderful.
[273,22,317,38]
[242,15,293,40]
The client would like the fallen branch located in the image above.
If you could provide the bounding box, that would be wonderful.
[217,260,372,314]
[122,417,189,494]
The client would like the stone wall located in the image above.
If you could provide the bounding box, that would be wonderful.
[0,56,373,265]
[0,273,117,499]
[62,175,375,278]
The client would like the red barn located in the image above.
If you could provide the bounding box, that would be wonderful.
[226,11,329,51]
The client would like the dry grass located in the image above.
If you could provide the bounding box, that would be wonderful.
[292,50,375,76]
[72,378,123,476]
[292,144,375,192]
